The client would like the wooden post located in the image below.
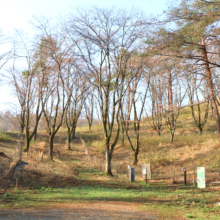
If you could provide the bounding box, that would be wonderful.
[193,164,196,186]
[182,168,187,185]
[143,168,147,183]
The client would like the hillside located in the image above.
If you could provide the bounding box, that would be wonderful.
[0,105,220,219]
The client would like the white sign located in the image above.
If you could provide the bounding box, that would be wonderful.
[143,168,146,175]
[128,165,130,169]
[197,167,205,188]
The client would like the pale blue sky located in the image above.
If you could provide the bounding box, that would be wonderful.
[0,0,169,34]
[0,0,170,112]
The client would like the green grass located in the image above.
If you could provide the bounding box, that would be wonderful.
[0,132,12,141]
[1,182,220,219]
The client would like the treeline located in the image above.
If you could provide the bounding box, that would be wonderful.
[0,1,220,175]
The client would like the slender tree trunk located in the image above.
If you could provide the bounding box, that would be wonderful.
[133,132,140,165]
[120,122,124,145]
[201,36,220,142]
[24,125,30,152]
[24,131,30,153]
[105,140,113,175]
[67,135,71,150]
[89,124,91,130]
[170,130,174,143]
[169,71,175,143]
[21,124,25,133]
[71,126,76,139]
[49,135,54,161]
[67,127,71,150]
[133,149,138,166]
[210,101,214,117]
[199,127,203,135]
[34,130,37,141]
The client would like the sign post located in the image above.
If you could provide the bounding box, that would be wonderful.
[197,167,205,188]
[130,167,135,182]
[182,168,187,185]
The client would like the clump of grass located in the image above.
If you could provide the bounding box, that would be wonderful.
[80,133,103,147]
[91,140,105,154]
[0,132,11,141]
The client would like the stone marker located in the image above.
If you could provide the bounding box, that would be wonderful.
[130,167,135,182]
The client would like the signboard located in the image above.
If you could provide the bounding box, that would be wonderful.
[143,168,146,175]
[130,167,135,182]
[197,167,205,188]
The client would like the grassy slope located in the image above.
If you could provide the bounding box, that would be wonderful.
[78,105,220,171]
[0,105,220,219]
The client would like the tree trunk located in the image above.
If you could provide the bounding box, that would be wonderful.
[71,126,76,139]
[24,134,30,153]
[210,101,214,117]
[89,124,91,130]
[67,132,71,150]
[21,124,25,133]
[34,130,37,141]
[49,135,54,161]
[170,130,174,143]
[105,140,113,175]
[120,123,124,145]
[24,126,30,152]
[133,149,138,166]
[199,127,203,135]
[169,71,175,143]
[201,37,220,143]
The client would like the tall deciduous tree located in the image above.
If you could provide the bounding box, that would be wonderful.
[120,58,150,165]
[34,19,73,160]
[65,69,87,150]
[68,7,148,175]
[8,32,46,152]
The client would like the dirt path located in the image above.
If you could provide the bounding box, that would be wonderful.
[0,202,159,220]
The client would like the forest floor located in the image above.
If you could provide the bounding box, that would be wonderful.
[0,130,220,219]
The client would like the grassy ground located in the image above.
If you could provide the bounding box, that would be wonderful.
[0,106,220,219]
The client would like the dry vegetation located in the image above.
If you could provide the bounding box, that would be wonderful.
[0,105,220,188]
[0,106,220,219]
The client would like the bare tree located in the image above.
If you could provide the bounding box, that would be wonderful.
[120,61,150,165]
[185,67,209,134]
[34,19,73,160]
[65,69,87,150]
[83,87,95,130]
[147,66,166,136]
[68,7,148,175]
[8,31,46,152]
[164,62,184,143]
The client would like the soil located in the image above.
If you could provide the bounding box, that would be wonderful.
[0,202,159,220]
